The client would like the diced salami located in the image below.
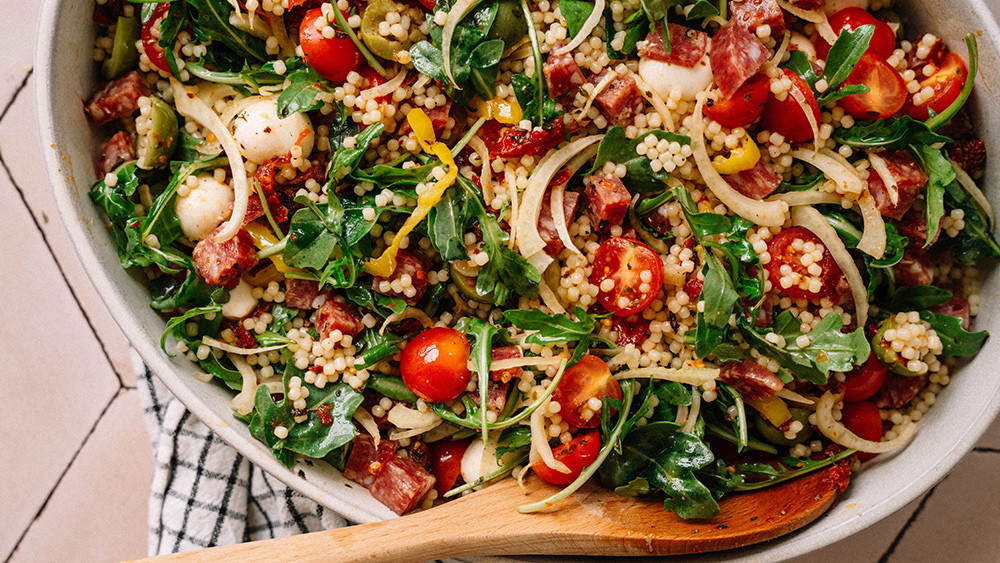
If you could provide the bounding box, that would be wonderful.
[931,295,971,330]
[710,20,770,99]
[372,248,431,305]
[591,71,643,125]
[491,346,523,383]
[538,169,580,255]
[192,227,259,289]
[874,373,927,409]
[96,131,136,177]
[719,359,784,399]
[495,120,567,158]
[544,44,586,97]
[231,323,257,348]
[314,300,364,341]
[471,379,510,412]
[868,151,928,220]
[284,278,322,309]
[948,138,987,177]
[85,71,150,126]
[92,0,123,26]
[637,23,709,68]
[730,0,787,35]
[343,434,398,488]
[894,248,935,287]
[369,455,437,515]
[583,175,631,231]
[896,206,940,247]
[725,158,781,200]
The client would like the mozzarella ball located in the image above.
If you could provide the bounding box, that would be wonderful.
[222,280,258,320]
[639,50,714,101]
[822,0,869,15]
[232,98,315,164]
[175,174,234,241]
[460,439,502,485]
[789,32,818,61]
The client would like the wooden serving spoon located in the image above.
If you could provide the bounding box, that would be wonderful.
[138,465,847,562]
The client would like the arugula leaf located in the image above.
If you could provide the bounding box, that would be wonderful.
[588,126,691,193]
[816,24,874,105]
[833,116,951,151]
[561,0,596,38]
[184,0,268,64]
[503,306,602,346]
[510,72,562,128]
[921,311,989,357]
[284,204,339,270]
[884,285,953,312]
[455,317,501,442]
[784,50,820,88]
[345,285,407,318]
[277,65,332,117]
[910,143,956,248]
[150,269,228,311]
[428,183,472,261]
[695,250,738,357]
[944,174,1000,263]
[731,449,856,491]
[353,328,405,370]
[328,121,385,184]
[925,33,978,131]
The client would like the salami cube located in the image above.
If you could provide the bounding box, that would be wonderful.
[544,44,586,97]
[314,300,364,342]
[720,359,783,400]
[583,175,631,231]
[894,248,935,287]
[372,249,431,305]
[399,103,452,137]
[931,295,972,330]
[637,23,709,68]
[85,71,150,126]
[868,151,928,220]
[726,159,781,200]
[192,227,259,289]
[369,456,437,515]
[874,373,928,409]
[538,169,580,255]
[96,131,136,177]
[710,20,770,99]
[284,278,321,309]
[591,71,643,125]
[491,346,523,383]
[730,0,786,35]
[343,435,399,489]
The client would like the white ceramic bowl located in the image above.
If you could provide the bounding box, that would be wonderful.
[36,1,1000,559]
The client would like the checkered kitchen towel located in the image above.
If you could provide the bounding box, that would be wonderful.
[136,363,347,555]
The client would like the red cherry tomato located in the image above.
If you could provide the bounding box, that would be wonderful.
[704,74,770,128]
[416,0,437,9]
[901,52,968,121]
[552,355,623,429]
[816,8,896,61]
[299,8,362,82]
[839,53,907,120]
[428,438,471,495]
[141,3,171,72]
[400,327,472,403]
[760,69,821,143]
[840,400,883,462]
[765,227,843,300]
[532,431,601,485]
[843,352,888,402]
[612,314,650,347]
[589,238,664,316]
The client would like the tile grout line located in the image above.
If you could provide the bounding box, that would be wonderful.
[0,69,131,389]
[877,483,939,563]
[2,388,131,563]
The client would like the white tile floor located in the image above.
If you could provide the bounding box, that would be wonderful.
[3,2,1000,562]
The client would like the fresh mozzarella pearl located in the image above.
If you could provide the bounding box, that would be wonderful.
[460,439,502,485]
[175,174,234,241]
[222,280,258,320]
[639,50,714,101]
[789,32,817,61]
[822,0,869,15]
[232,98,315,164]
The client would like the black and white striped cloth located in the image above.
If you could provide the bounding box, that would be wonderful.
[136,365,347,555]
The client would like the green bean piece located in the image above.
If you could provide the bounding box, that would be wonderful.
[101,16,140,80]
[137,96,179,170]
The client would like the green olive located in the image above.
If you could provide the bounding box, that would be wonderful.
[361,0,425,61]
[872,318,922,377]
[753,407,813,447]
[449,264,494,303]
[136,96,179,170]
[471,0,527,52]
[101,16,140,80]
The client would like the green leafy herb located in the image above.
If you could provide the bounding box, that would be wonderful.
[944,174,1000,263]
[884,285,953,312]
[833,116,951,151]
[366,374,419,403]
[503,306,613,363]
[455,317,501,442]
[353,328,404,370]
[588,126,691,193]
[910,143,956,248]
[561,0,596,38]
[185,0,268,64]
[731,449,856,491]
[816,24,874,105]
[925,33,978,131]
[921,311,989,357]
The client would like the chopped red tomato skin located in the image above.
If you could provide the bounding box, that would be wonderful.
[590,238,664,316]
[532,431,601,485]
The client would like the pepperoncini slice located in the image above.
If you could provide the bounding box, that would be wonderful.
[366,108,458,277]
[746,395,793,428]
[711,136,761,175]
[245,221,297,273]
[474,97,523,125]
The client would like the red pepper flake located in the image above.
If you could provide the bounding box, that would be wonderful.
[316,403,334,426]
[309,365,325,374]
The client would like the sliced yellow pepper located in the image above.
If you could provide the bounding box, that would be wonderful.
[711,136,761,175]
[474,97,523,125]
[746,395,792,428]
[245,221,298,273]
[365,108,458,277]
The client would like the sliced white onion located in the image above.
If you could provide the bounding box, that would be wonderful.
[555,0,605,55]
[788,86,821,152]
[574,72,617,122]
[530,399,571,473]
[228,354,258,415]
[691,98,789,227]
[171,78,250,242]
[791,205,868,326]
[491,355,566,371]
[952,160,995,227]
[791,148,865,196]
[468,136,493,204]
[681,390,701,434]
[538,277,566,314]
[630,71,675,131]
[868,152,899,205]
[614,366,720,387]
[353,407,382,447]
[815,392,916,453]
[380,307,434,334]
[776,388,816,406]
[506,167,519,250]
[770,31,792,66]
[674,404,689,427]
[389,426,439,440]
[855,191,887,258]
[770,191,844,207]
[387,403,442,429]
[359,68,407,103]
[778,0,838,43]
[200,336,287,355]
[441,0,481,88]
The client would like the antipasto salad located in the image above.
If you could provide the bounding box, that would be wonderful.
[87,0,995,518]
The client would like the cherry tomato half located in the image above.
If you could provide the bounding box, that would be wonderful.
[760,69,821,143]
[765,227,843,300]
[400,327,472,403]
[839,52,907,120]
[843,352,888,402]
[428,438,471,495]
[552,355,623,428]
[299,8,362,82]
[704,74,770,129]
[532,431,601,485]
[816,8,897,61]
[901,52,968,121]
[142,2,170,72]
[840,400,883,462]
[612,314,650,347]
[590,238,664,316]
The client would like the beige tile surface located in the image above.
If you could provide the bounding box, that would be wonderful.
[8,390,152,563]
[0,0,38,105]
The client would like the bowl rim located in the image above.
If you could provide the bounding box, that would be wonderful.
[34,0,1000,559]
